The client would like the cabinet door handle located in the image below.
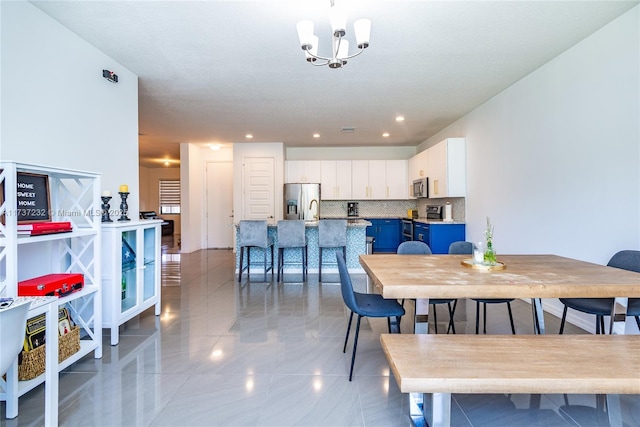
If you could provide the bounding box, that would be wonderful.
[386,186,389,198]
[434,179,439,195]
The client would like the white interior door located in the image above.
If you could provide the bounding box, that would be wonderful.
[242,157,275,220]
[206,161,234,248]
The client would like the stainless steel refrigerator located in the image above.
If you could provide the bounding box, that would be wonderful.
[284,183,321,221]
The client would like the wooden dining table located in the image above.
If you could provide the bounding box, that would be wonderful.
[360,253,640,335]
[359,253,640,427]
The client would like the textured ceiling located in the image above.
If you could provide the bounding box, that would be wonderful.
[31,0,638,168]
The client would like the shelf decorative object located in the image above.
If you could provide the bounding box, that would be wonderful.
[118,186,130,222]
[101,193,113,223]
[484,217,497,266]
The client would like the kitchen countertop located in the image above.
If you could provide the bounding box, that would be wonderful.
[413,218,466,225]
[322,216,465,224]
[258,219,372,228]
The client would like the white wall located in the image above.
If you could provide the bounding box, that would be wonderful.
[179,143,235,253]
[419,7,640,333]
[0,2,140,216]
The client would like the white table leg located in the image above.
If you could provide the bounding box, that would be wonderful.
[609,297,628,335]
[606,394,623,427]
[430,393,452,427]
[414,298,430,334]
[411,299,446,426]
[44,301,58,427]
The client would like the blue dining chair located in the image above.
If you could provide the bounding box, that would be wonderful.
[337,253,405,381]
[397,241,457,334]
[448,241,516,334]
[559,250,640,334]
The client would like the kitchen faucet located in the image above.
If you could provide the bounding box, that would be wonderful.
[309,199,318,220]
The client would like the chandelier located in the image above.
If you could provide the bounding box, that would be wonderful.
[296,0,371,69]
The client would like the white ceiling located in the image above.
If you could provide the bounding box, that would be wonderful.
[31,0,638,168]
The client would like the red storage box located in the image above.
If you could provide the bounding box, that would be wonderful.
[18,273,84,297]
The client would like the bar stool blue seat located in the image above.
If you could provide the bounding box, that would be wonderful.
[237,220,274,282]
[318,219,347,282]
[276,220,307,282]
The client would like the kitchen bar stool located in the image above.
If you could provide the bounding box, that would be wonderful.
[318,219,347,282]
[237,220,274,282]
[276,220,307,282]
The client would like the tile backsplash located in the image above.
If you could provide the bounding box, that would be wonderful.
[322,197,465,220]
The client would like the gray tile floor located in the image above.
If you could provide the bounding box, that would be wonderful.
[2,243,639,426]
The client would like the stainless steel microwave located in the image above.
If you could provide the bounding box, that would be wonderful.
[412,178,429,198]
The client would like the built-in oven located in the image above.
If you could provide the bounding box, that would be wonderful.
[401,218,413,242]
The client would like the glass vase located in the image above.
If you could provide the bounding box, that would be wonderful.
[484,241,497,266]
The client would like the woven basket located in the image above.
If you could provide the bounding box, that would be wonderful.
[18,327,81,381]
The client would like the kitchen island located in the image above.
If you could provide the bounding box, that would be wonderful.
[235,220,371,276]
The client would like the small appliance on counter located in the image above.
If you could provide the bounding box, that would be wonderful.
[426,205,443,220]
[407,209,418,219]
[347,201,359,217]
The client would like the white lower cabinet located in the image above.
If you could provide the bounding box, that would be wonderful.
[101,220,162,345]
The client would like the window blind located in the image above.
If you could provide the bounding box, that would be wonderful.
[159,180,181,214]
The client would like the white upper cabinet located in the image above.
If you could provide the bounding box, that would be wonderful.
[285,160,321,183]
[351,160,408,200]
[427,138,466,198]
[385,160,409,199]
[320,160,352,200]
[409,149,429,180]
[351,160,370,199]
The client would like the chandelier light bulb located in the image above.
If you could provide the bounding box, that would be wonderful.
[296,0,370,68]
[305,35,319,62]
[329,4,347,37]
[354,19,371,48]
[337,39,349,61]
[296,20,315,50]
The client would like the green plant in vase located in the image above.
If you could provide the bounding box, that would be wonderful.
[484,217,497,265]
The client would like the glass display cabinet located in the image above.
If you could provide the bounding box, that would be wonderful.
[101,220,161,345]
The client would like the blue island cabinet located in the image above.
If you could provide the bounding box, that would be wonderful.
[414,222,466,254]
[366,219,402,253]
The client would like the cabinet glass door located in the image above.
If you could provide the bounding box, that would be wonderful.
[143,227,157,302]
[121,230,138,312]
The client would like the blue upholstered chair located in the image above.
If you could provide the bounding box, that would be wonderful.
[559,250,640,334]
[318,220,347,282]
[276,220,307,282]
[449,241,516,334]
[237,220,274,282]
[337,253,404,381]
[397,241,457,334]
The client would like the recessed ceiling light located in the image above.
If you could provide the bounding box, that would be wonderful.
[382,132,390,137]
[164,161,170,166]
[245,134,253,139]
[395,115,405,122]
[313,133,320,138]
[210,144,221,151]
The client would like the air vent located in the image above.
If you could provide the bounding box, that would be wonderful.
[341,127,356,133]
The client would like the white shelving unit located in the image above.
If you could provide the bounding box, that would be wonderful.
[0,161,102,423]
[101,220,162,346]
